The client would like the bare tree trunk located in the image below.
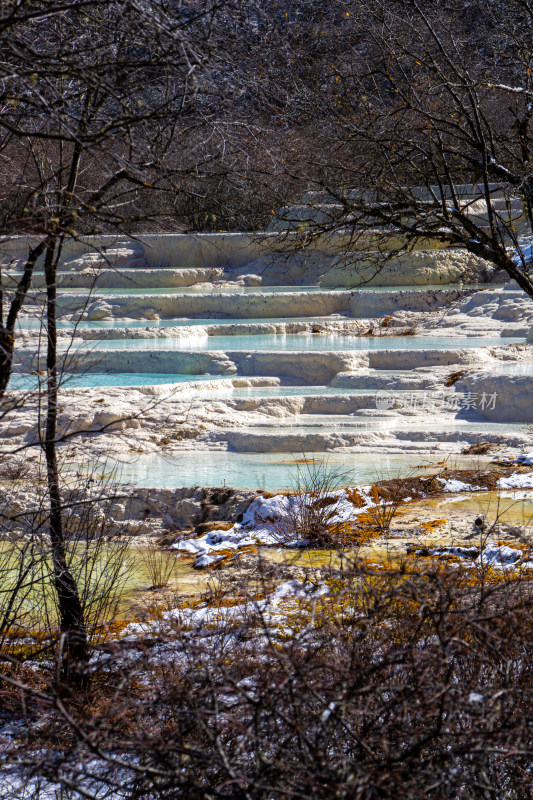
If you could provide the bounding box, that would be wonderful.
[42,238,88,684]
[0,238,49,397]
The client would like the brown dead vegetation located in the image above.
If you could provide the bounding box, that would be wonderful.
[372,466,519,503]
[4,556,533,799]
[446,369,471,387]
[420,518,448,530]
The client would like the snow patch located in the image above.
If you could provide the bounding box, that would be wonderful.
[122,578,329,637]
[171,488,378,563]
[172,529,254,556]
[194,554,224,568]
[477,542,523,566]
[420,542,526,568]
[270,579,329,602]
[498,471,533,489]
[437,477,477,493]
[421,546,479,559]
[509,453,533,466]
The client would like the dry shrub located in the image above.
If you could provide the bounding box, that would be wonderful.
[140,540,177,591]
[446,369,470,387]
[3,556,533,799]
[363,484,405,534]
[461,441,496,455]
[0,459,133,659]
[270,457,354,547]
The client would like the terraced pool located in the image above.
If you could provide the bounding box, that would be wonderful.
[10,257,533,491]
[70,334,523,352]
[53,282,487,295]
[93,451,491,491]
[17,315,357,330]
[7,372,231,390]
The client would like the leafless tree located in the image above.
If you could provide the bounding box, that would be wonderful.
[0,0,263,680]
[269,0,533,298]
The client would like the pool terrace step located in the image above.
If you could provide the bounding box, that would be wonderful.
[5,266,224,289]
[39,345,521,382]
[54,287,472,321]
[67,332,518,353]
[203,421,528,453]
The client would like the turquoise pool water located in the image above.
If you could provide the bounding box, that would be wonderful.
[91,451,491,491]
[71,334,523,353]
[7,373,229,390]
[52,283,485,295]
[17,315,352,330]
[10,356,530,391]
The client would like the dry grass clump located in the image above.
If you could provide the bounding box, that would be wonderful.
[363,484,405,534]
[140,541,177,590]
[461,441,497,455]
[445,368,470,386]
[271,493,342,547]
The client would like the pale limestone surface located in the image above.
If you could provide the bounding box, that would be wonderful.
[455,372,533,422]
[2,344,533,465]
[1,233,499,286]
[2,233,533,472]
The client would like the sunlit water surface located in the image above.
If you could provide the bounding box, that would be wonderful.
[84,451,495,492]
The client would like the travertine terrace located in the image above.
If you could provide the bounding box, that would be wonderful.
[2,225,533,480]
[0,221,532,495]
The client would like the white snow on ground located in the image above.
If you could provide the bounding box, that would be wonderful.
[172,527,257,556]
[270,579,329,602]
[437,471,533,492]
[171,488,378,566]
[477,542,523,566]
[193,554,224,568]
[423,542,525,567]
[171,474,533,568]
[421,546,479,559]
[240,489,368,535]
[509,453,533,465]
[436,477,477,492]
[123,579,329,637]
[498,472,533,489]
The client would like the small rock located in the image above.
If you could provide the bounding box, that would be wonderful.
[86,301,112,320]
[195,520,234,535]
[93,410,126,432]
[175,498,203,527]
[242,274,263,286]
[109,503,126,520]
